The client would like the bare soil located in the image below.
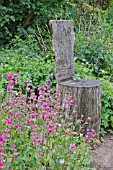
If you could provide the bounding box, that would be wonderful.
[91,134,113,170]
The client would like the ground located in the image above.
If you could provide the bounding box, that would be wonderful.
[91,134,113,170]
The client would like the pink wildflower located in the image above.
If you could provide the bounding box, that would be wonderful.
[0,136,6,143]
[26,120,31,124]
[6,118,13,125]
[87,132,94,137]
[35,139,39,143]
[29,89,33,93]
[15,152,19,157]
[39,152,43,156]
[0,162,4,167]
[69,100,74,106]
[40,113,46,119]
[9,111,13,116]
[42,103,48,109]
[40,139,44,144]
[85,137,90,142]
[7,86,12,91]
[0,147,2,152]
[30,126,35,131]
[14,124,19,129]
[38,87,45,92]
[6,74,13,80]
[49,123,53,128]
[47,85,50,90]
[91,128,95,133]
[59,159,64,164]
[10,80,15,86]
[31,114,35,119]
[48,128,53,133]
[12,144,16,149]
[46,78,51,83]
[70,144,76,149]
[13,72,18,78]
[3,130,7,134]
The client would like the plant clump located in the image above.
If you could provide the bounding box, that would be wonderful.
[0,73,96,169]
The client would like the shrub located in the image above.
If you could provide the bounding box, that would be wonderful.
[0,73,96,169]
[0,0,76,45]
[74,19,113,77]
[0,36,56,96]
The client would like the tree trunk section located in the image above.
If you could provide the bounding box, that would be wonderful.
[59,80,102,137]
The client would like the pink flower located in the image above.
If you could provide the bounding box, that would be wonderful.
[39,152,43,156]
[59,159,64,164]
[48,128,53,133]
[15,152,19,157]
[49,123,53,128]
[3,130,7,134]
[85,137,90,142]
[91,128,95,133]
[87,132,94,137]
[47,85,50,90]
[26,120,31,124]
[46,107,51,112]
[38,87,45,92]
[0,147,2,152]
[6,118,13,125]
[35,139,39,143]
[12,144,16,149]
[0,136,6,143]
[14,124,19,129]
[29,89,33,93]
[40,113,46,119]
[0,162,4,167]
[30,126,35,131]
[70,144,76,149]
[10,80,15,86]
[7,86,12,91]
[42,103,48,109]
[40,139,44,144]
[9,111,13,116]
[69,100,74,106]
[15,113,19,118]
[6,74,13,80]
[13,72,18,79]
[31,114,35,119]
[46,78,51,83]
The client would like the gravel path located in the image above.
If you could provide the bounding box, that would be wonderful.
[91,134,113,170]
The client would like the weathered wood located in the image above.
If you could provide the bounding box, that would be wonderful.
[59,80,102,136]
[50,20,102,137]
[50,20,74,83]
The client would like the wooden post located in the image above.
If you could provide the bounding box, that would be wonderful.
[50,20,102,137]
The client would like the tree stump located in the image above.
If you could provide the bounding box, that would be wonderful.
[50,20,102,137]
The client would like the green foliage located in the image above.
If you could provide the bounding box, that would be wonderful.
[100,79,113,135]
[0,36,56,95]
[0,0,76,45]
[74,20,113,77]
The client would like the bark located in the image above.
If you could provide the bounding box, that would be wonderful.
[50,20,75,84]
[50,20,102,137]
[59,80,102,137]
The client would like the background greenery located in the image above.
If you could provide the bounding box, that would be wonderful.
[0,0,113,136]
